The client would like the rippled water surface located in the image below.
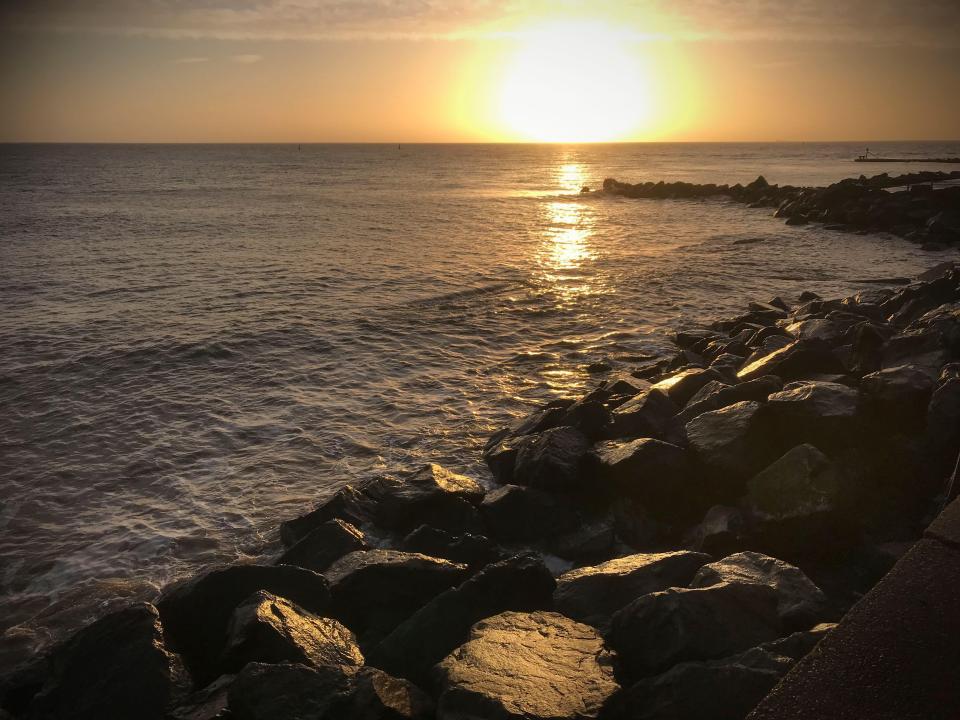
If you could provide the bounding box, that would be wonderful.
[2,141,959,666]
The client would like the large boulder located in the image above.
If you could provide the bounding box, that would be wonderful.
[652,368,727,407]
[434,611,619,720]
[280,483,380,546]
[325,550,468,643]
[369,553,556,686]
[513,426,592,492]
[683,505,746,556]
[553,551,711,625]
[685,401,771,490]
[220,591,364,673]
[861,364,935,427]
[368,464,486,534]
[589,438,697,520]
[156,564,331,686]
[226,661,353,720]
[276,519,367,573]
[608,388,679,441]
[479,484,579,541]
[745,445,846,557]
[400,525,505,568]
[606,646,794,720]
[329,667,435,720]
[691,552,828,630]
[737,339,846,383]
[609,583,783,680]
[4,603,187,720]
[765,381,861,450]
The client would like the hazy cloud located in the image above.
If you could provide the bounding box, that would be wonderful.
[174,56,209,64]
[231,54,262,63]
[2,0,959,47]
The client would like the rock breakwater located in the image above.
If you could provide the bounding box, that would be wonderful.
[602,170,960,249]
[2,258,959,718]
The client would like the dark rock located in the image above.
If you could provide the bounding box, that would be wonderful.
[226,661,352,720]
[400,525,504,568]
[167,674,233,720]
[434,611,619,720]
[513,426,592,492]
[683,505,746,556]
[276,519,367,573]
[482,432,536,484]
[765,381,861,450]
[220,590,364,674]
[611,498,663,549]
[369,553,555,686]
[280,484,379,547]
[368,464,486,534]
[608,388,679,441]
[549,516,617,563]
[589,438,697,520]
[553,551,711,624]
[926,377,960,475]
[157,564,331,686]
[609,582,782,680]
[737,339,846,383]
[798,291,820,302]
[606,646,793,720]
[325,550,468,643]
[881,329,950,377]
[747,445,842,524]
[479,484,579,542]
[861,364,935,426]
[5,603,187,720]
[560,399,613,440]
[652,367,726,407]
[330,667,435,720]
[685,401,772,489]
[691,552,828,630]
[586,361,612,374]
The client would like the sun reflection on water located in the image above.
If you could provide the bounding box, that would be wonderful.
[533,161,605,304]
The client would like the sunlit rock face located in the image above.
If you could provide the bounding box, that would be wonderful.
[434,611,620,720]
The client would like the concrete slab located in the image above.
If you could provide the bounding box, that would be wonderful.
[748,537,960,720]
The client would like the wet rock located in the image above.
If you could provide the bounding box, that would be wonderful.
[513,426,592,492]
[609,583,782,680]
[678,376,783,425]
[737,339,846,383]
[400,525,505,568]
[611,498,663,549]
[5,603,187,720]
[479,484,579,541]
[325,550,468,643]
[608,388,679,441]
[606,646,793,720]
[784,318,848,345]
[683,505,746,556]
[553,551,710,624]
[280,484,379,546]
[691,552,828,630]
[220,590,364,673]
[560,398,614,440]
[330,667,435,720]
[157,564,331,686]
[685,401,771,488]
[765,381,861,449]
[276,519,367,573]
[652,367,726,407]
[482,432,537,484]
[434,611,619,720]
[549,516,617,563]
[369,463,486,534]
[167,674,233,720]
[589,438,697,520]
[861,364,935,426]
[226,661,352,720]
[881,330,950,377]
[369,553,555,686]
[745,445,847,557]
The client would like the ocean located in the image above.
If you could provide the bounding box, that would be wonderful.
[1,140,959,667]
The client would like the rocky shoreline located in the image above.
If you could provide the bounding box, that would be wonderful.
[600,169,960,249]
[2,245,959,718]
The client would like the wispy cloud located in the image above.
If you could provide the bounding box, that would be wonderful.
[231,54,262,63]
[3,0,959,48]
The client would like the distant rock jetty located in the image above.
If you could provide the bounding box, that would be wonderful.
[601,170,960,249]
[2,280,959,715]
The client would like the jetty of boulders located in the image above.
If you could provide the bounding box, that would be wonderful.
[2,272,959,717]
[602,170,960,249]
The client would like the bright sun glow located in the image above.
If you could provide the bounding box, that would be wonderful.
[499,21,654,142]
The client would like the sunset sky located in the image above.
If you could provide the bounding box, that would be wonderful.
[2,0,959,143]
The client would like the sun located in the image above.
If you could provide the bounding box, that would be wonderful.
[498,21,654,142]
